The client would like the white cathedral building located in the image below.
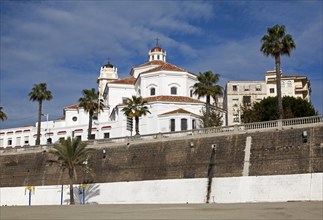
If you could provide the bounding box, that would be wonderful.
[0,43,225,148]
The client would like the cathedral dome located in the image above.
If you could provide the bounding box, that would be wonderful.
[151,45,163,52]
[148,39,166,62]
[103,62,114,68]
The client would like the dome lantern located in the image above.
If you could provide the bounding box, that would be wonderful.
[148,38,166,62]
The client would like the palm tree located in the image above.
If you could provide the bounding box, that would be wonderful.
[122,96,150,135]
[0,107,7,121]
[48,137,93,205]
[261,24,296,119]
[28,83,53,145]
[78,88,105,140]
[193,71,223,127]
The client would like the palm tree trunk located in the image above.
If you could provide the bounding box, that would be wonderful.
[87,112,93,140]
[205,95,210,127]
[135,116,139,135]
[36,100,42,145]
[69,170,75,205]
[275,55,283,119]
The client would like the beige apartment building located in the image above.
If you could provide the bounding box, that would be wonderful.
[225,71,311,125]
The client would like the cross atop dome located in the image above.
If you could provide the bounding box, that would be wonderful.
[156,37,159,46]
[149,38,166,62]
[103,57,114,68]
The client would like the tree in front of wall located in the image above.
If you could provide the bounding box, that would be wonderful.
[200,104,223,127]
[241,96,317,123]
[122,96,151,135]
[28,83,53,145]
[261,24,296,119]
[48,137,94,205]
[78,88,105,140]
[193,71,222,127]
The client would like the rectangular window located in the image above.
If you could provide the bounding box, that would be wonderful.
[0,139,3,147]
[76,135,82,141]
[232,85,237,91]
[90,134,95,140]
[104,133,110,139]
[171,87,177,95]
[150,88,156,96]
[244,85,250,91]
[170,119,175,132]
[256,84,261,91]
[270,88,275,93]
[190,89,193,97]
[233,117,240,123]
[243,96,251,106]
[24,136,29,145]
[181,118,188,131]
[192,119,196,130]
[8,138,12,146]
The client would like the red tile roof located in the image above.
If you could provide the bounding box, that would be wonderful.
[135,60,166,68]
[140,62,188,74]
[160,108,197,116]
[64,104,79,109]
[109,76,136,85]
[144,96,202,103]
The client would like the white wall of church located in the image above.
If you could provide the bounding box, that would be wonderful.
[140,103,203,134]
[140,72,196,98]
[106,85,136,110]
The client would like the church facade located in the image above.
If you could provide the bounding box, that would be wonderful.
[0,43,224,148]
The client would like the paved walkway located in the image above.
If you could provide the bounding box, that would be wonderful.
[1,202,322,219]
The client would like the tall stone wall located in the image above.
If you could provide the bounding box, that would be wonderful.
[1,126,322,188]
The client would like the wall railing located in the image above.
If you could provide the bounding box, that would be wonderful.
[91,114,323,146]
[1,115,322,153]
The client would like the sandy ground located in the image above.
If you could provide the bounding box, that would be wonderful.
[1,201,322,219]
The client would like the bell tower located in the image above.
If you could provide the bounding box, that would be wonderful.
[97,60,118,100]
[148,38,166,62]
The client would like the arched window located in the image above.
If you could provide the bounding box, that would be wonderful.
[171,87,177,95]
[150,87,156,96]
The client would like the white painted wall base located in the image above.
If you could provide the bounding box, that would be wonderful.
[1,173,322,206]
[211,173,323,203]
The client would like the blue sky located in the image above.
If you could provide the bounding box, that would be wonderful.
[1,0,322,129]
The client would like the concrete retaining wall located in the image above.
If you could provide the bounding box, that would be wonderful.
[1,124,322,205]
[1,173,322,206]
